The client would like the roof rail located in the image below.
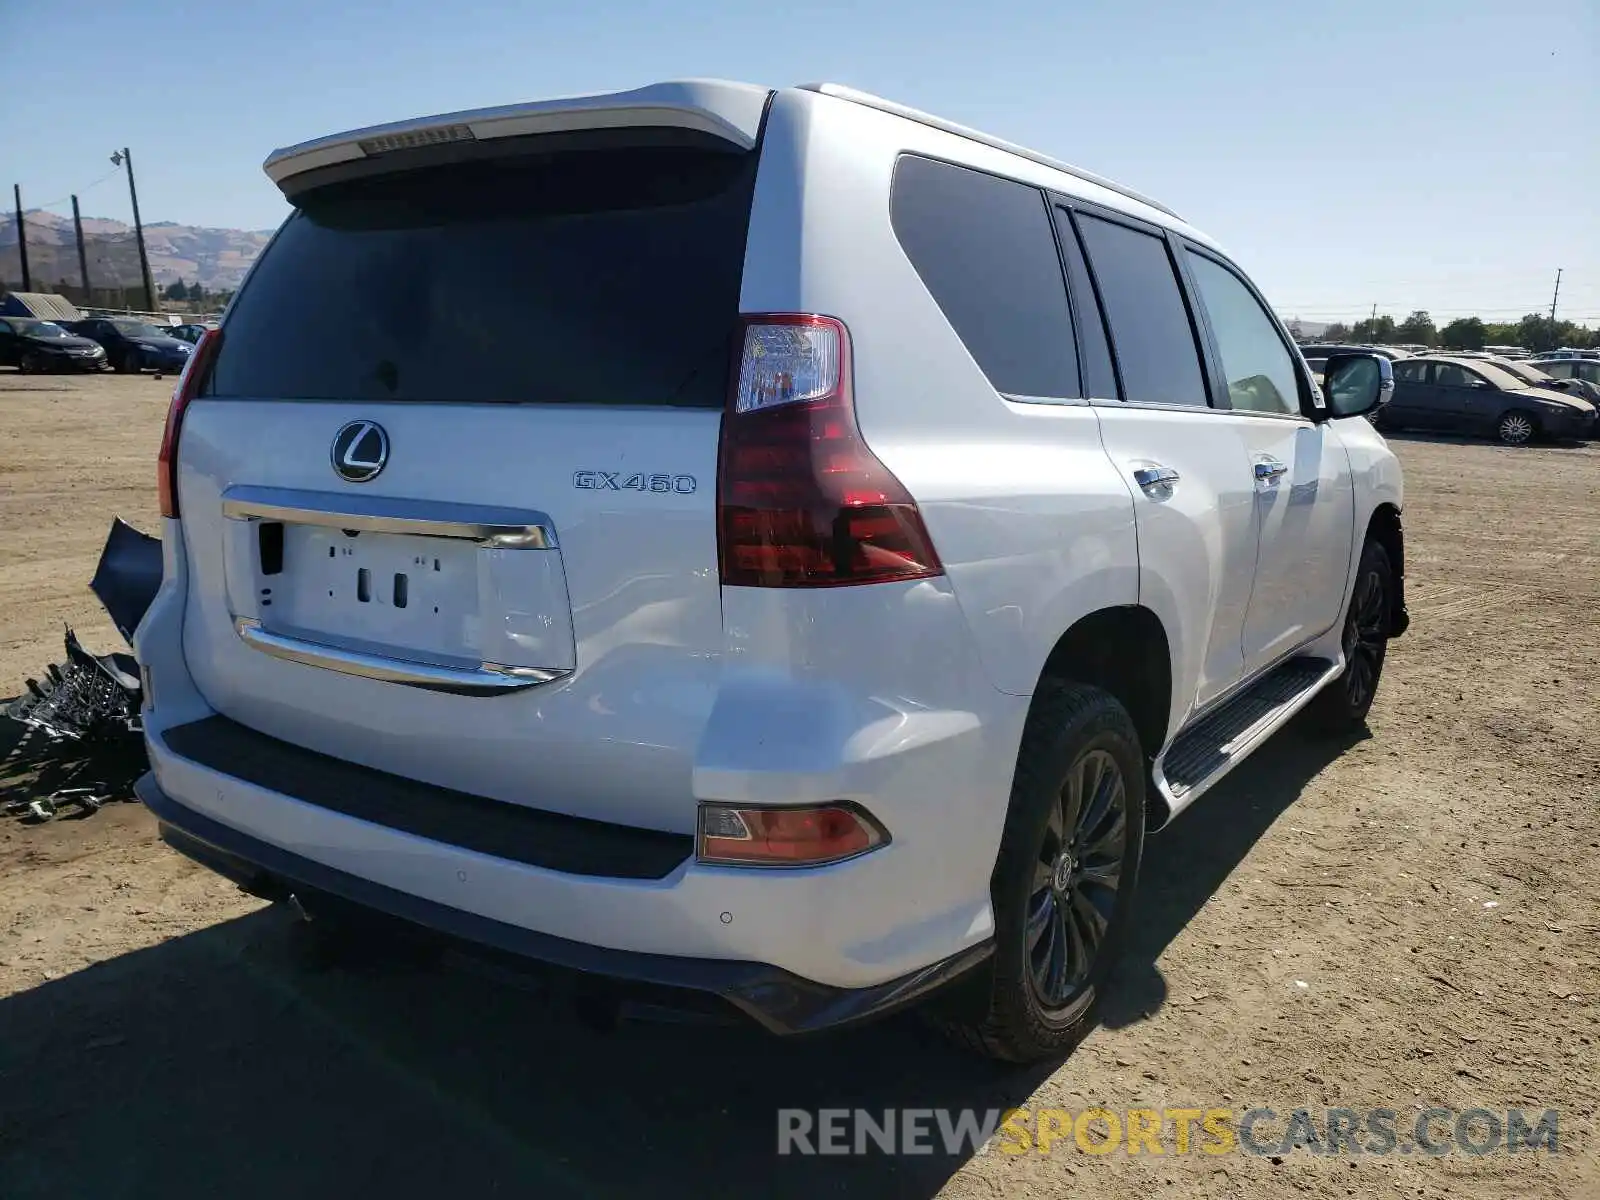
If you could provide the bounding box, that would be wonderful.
[795,83,1180,220]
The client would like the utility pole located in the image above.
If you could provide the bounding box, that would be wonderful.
[1549,269,1562,323]
[70,195,91,301]
[111,148,156,312]
[12,184,32,292]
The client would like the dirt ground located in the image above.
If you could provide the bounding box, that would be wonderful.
[0,369,1595,1199]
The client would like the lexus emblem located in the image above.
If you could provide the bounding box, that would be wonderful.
[331,421,389,483]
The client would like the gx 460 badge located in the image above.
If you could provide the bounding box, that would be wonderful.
[574,471,697,494]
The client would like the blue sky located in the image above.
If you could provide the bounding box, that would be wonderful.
[5,0,1596,325]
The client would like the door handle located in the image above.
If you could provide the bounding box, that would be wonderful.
[1133,465,1180,490]
[1253,458,1288,482]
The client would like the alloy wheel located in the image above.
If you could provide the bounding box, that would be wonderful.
[1342,565,1386,708]
[1025,747,1127,1009]
[1498,413,1533,445]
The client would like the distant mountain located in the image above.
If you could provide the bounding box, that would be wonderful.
[0,210,271,293]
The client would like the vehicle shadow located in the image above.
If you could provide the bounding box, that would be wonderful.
[0,900,1053,1198]
[0,722,1359,1199]
[1098,719,1368,1028]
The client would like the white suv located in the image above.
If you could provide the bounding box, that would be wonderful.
[135,80,1408,1062]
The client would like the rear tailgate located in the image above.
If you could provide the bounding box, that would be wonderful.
[175,113,765,834]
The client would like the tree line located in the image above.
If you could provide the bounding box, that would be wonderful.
[1315,311,1598,353]
[163,279,212,304]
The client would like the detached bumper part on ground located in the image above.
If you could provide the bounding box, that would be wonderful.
[136,772,993,1034]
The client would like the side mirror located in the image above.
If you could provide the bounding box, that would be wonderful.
[1322,353,1392,418]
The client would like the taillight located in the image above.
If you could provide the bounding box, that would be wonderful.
[157,328,222,519]
[717,315,942,587]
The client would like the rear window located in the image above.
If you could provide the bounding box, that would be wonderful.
[208,145,759,407]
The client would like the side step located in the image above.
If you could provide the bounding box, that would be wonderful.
[1154,656,1341,818]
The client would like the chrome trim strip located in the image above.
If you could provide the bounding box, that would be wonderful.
[234,618,568,695]
[1085,397,1312,423]
[221,485,556,549]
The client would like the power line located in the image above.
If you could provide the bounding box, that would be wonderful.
[19,166,125,215]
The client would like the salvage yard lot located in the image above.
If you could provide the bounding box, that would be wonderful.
[0,370,1595,1199]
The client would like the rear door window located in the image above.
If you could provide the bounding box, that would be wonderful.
[208,145,759,407]
[1074,212,1209,407]
[1434,363,1479,388]
[890,155,1079,399]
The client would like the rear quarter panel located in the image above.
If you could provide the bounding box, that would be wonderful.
[742,90,1142,699]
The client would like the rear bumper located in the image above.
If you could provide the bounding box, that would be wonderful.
[138,772,991,1034]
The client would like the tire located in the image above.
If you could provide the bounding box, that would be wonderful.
[1308,539,1392,733]
[1496,410,1536,446]
[938,682,1146,1063]
[20,352,45,374]
[114,349,140,374]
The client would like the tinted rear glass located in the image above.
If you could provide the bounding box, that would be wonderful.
[208,145,758,407]
[1075,213,1209,407]
[890,155,1079,399]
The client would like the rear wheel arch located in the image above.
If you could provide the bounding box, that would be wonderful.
[1034,605,1172,772]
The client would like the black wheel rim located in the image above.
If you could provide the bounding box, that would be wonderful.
[1342,565,1386,707]
[1026,748,1127,1009]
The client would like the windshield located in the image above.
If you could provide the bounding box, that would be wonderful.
[111,321,167,339]
[1470,362,1526,390]
[1497,361,1550,384]
[22,321,71,339]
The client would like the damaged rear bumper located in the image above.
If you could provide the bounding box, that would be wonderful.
[90,517,163,643]
[136,772,992,1035]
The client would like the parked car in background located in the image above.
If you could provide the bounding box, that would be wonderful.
[167,323,216,345]
[1490,357,1600,409]
[1300,343,1410,375]
[1384,356,1596,444]
[0,317,108,372]
[1531,350,1600,363]
[67,317,193,374]
[1534,357,1600,393]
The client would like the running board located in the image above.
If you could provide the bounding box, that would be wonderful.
[1153,656,1342,821]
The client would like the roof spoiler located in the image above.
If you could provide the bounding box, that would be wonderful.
[263,79,773,193]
